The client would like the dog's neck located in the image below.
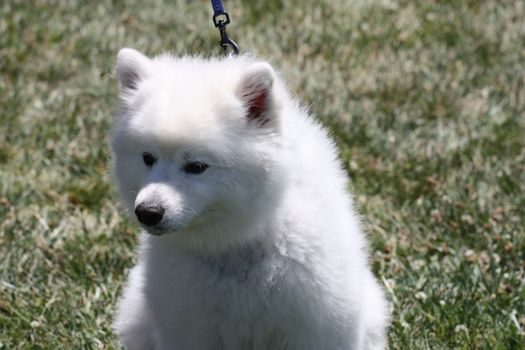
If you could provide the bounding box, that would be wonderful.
[196,239,269,282]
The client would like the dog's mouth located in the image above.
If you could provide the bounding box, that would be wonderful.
[145,228,166,236]
[142,225,176,236]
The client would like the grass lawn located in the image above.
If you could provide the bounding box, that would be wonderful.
[1,0,524,348]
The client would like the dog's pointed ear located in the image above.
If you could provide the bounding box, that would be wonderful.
[235,62,276,126]
[116,48,151,92]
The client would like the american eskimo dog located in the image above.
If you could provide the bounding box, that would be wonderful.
[111,48,389,350]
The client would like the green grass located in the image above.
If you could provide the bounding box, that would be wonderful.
[1,0,524,348]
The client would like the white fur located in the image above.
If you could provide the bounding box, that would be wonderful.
[111,48,389,350]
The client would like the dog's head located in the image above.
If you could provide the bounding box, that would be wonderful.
[111,49,286,249]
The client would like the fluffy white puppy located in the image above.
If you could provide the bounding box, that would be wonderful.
[111,48,389,350]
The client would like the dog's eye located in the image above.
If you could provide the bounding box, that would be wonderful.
[142,152,157,167]
[183,162,209,175]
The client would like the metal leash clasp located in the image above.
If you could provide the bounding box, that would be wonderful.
[212,11,239,56]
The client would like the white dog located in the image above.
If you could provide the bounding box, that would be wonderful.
[111,48,389,350]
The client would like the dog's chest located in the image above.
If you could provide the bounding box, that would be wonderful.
[146,242,291,327]
[200,242,270,283]
[143,240,347,349]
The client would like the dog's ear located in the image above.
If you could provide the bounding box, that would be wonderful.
[235,62,276,127]
[116,48,151,92]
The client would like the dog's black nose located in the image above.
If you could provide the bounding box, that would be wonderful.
[135,204,165,226]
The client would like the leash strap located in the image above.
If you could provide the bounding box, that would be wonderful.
[209,0,239,56]
[210,0,225,14]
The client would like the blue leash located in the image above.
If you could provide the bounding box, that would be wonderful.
[210,0,239,56]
